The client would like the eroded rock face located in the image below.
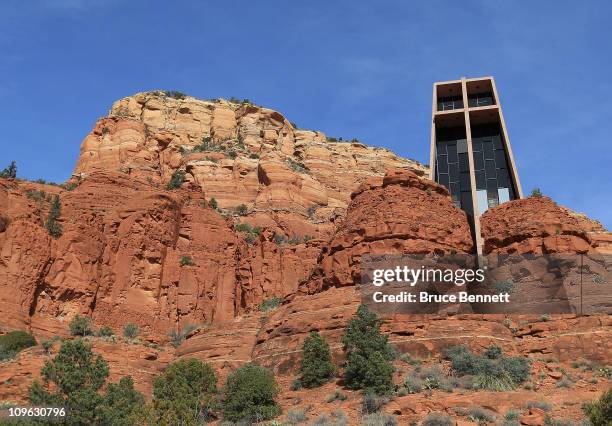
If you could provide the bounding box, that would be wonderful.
[480,196,593,255]
[74,92,426,239]
[300,168,474,293]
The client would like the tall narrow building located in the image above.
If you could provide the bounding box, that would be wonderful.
[429,76,522,254]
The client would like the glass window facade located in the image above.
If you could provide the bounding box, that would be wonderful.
[435,127,472,217]
[470,123,515,213]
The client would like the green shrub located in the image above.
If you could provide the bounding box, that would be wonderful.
[0,161,17,178]
[421,412,454,426]
[63,182,78,191]
[45,195,63,238]
[582,387,611,426]
[342,305,394,395]
[166,170,186,190]
[530,188,543,197]
[301,331,335,388]
[249,153,260,159]
[290,379,302,391]
[259,297,282,312]
[227,150,238,159]
[362,412,397,426]
[98,326,114,337]
[180,255,195,266]
[153,358,217,424]
[29,339,143,425]
[446,345,530,390]
[235,204,248,215]
[123,323,139,339]
[222,363,280,422]
[0,330,36,360]
[286,158,308,173]
[69,314,92,336]
[164,90,187,100]
[209,197,218,209]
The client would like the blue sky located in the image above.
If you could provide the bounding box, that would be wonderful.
[1,1,611,228]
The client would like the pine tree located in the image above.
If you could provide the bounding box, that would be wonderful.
[300,331,336,388]
[342,305,395,394]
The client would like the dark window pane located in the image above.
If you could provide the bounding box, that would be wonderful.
[439,173,450,188]
[458,153,469,171]
[473,151,484,170]
[494,150,507,168]
[437,155,448,173]
[437,143,447,155]
[475,171,486,189]
[496,168,509,188]
[485,159,496,178]
[472,140,482,152]
[447,144,458,163]
[487,179,498,192]
[492,135,503,149]
[450,182,460,197]
[460,172,471,191]
[449,163,459,181]
[483,141,494,159]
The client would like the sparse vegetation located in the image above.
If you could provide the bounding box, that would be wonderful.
[361,412,397,426]
[209,197,218,209]
[421,412,454,426]
[25,189,47,202]
[180,255,195,266]
[526,400,552,412]
[582,387,612,426]
[168,324,198,348]
[342,305,395,395]
[166,169,186,190]
[530,188,543,197]
[234,222,262,245]
[0,161,17,178]
[259,297,282,312]
[164,90,187,100]
[123,323,139,339]
[300,331,336,388]
[45,195,63,237]
[235,204,248,216]
[325,390,347,403]
[286,158,308,173]
[0,330,36,361]
[98,326,114,337]
[249,153,260,159]
[446,345,530,391]
[467,406,497,423]
[361,393,388,414]
[222,363,280,422]
[63,182,78,191]
[69,314,93,336]
[286,408,307,425]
